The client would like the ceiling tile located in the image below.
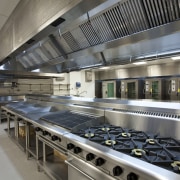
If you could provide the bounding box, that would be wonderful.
[0,14,7,30]
[0,0,20,17]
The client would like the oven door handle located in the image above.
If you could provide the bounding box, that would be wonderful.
[65,160,95,180]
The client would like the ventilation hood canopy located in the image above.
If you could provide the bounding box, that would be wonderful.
[3,0,180,73]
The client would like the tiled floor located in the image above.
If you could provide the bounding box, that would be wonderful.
[0,122,50,180]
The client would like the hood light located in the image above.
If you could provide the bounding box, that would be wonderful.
[133,62,147,65]
[171,56,180,60]
[31,69,40,72]
[0,65,4,70]
[99,67,110,70]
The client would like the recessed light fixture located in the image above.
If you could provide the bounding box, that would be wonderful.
[133,61,147,65]
[99,67,110,70]
[171,56,180,60]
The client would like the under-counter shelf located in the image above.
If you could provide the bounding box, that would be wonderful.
[5,127,26,151]
[37,154,68,180]
[36,135,68,180]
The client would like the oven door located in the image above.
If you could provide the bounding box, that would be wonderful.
[65,154,118,180]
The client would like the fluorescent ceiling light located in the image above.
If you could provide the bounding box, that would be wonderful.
[171,56,180,60]
[99,67,110,70]
[31,68,40,72]
[133,61,147,65]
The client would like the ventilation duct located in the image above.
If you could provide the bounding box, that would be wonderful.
[8,0,180,72]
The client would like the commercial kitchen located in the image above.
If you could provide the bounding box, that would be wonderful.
[0,0,180,180]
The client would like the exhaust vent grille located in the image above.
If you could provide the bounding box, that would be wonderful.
[79,21,101,46]
[62,31,80,51]
[91,15,115,42]
[142,0,180,27]
[104,0,149,38]
[70,28,90,49]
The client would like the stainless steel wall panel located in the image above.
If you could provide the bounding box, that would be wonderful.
[105,110,180,139]
[97,61,180,80]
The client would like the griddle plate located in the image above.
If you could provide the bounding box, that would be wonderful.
[40,110,97,130]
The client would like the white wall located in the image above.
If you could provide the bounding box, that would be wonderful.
[69,71,95,98]
[52,73,70,96]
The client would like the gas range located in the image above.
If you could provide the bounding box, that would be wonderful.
[74,124,180,174]
[65,123,180,180]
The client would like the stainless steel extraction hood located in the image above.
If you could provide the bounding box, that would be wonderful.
[1,0,180,73]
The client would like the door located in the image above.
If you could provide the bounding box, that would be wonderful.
[152,81,159,99]
[107,83,114,97]
[127,82,136,99]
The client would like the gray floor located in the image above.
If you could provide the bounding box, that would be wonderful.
[0,122,50,180]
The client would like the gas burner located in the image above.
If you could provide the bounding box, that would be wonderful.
[131,149,146,157]
[146,139,156,145]
[105,140,116,146]
[74,123,180,174]
[121,132,131,137]
[171,161,180,172]
[85,133,94,138]
[101,127,110,131]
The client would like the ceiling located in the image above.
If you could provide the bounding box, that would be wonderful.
[0,0,20,31]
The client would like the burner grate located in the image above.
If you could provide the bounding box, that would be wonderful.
[74,124,180,174]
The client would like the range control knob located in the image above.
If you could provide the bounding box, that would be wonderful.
[51,135,58,141]
[113,166,123,176]
[67,143,74,150]
[35,127,41,132]
[95,158,105,166]
[127,172,138,180]
[86,153,95,161]
[74,147,82,154]
[42,131,48,136]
